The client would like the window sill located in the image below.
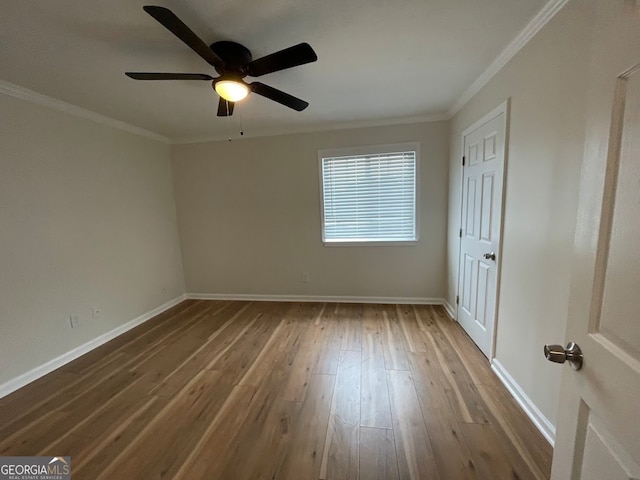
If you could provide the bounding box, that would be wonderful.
[322,240,418,247]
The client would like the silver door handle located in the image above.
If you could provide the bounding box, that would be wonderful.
[544,342,583,370]
[483,252,496,261]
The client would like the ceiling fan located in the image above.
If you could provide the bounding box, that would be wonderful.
[125,6,318,116]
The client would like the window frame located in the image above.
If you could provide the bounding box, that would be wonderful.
[318,142,420,247]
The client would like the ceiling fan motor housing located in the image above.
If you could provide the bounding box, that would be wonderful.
[210,41,253,75]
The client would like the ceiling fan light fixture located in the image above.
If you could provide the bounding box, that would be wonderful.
[215,79,249,102]
[128,7,317,116]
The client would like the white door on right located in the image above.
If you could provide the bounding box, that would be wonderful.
[551,1,640,478]
[457,104,507,359]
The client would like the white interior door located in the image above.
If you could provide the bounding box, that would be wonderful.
[551,1,640,479]
[457,103,507,359]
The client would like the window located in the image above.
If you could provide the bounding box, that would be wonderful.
[319,143,418,244]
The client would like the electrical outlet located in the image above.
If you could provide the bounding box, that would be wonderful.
[302,272,310,283]
[69,315,80,329]
[92,307,102,320]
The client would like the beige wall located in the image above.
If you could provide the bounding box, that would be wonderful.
[447,0,595,428]
[172,121,449,299]
[0,95,185,386]
[1,0,597,435]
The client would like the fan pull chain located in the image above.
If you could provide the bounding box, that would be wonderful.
[227,106,245,142]
[226,100,232,141]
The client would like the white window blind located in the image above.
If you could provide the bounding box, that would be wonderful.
[321,150,417,243]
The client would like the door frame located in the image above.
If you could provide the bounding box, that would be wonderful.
[455,99,510,361]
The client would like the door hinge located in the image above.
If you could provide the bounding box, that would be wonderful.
[456,295,459,305]
[459,228,462,238]
[462,156,465,166]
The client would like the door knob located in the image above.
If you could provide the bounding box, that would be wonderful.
[544,342,583,370]
[483,252,496,261]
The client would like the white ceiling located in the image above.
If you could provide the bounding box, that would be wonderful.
[1,0,548,142]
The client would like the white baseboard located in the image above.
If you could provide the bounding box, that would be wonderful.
[0,294,187,400]
[491,358,556,445]
[442,300,456,320]
[187,293,446,305]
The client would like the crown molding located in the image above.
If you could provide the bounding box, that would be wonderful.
[0,80,171,143]
[171,112,449,145]
[1,0,568,145]
[447,0,570,118]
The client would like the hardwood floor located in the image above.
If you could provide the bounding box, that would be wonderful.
[0,300,552,479]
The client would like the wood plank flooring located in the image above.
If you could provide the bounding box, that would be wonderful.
[0,300,552,479]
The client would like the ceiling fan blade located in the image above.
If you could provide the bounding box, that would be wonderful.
[125,72,214,80]
[217,98,235,116]
[249,82,309,111]
[142,6,225,71]
[244,43,317,77]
